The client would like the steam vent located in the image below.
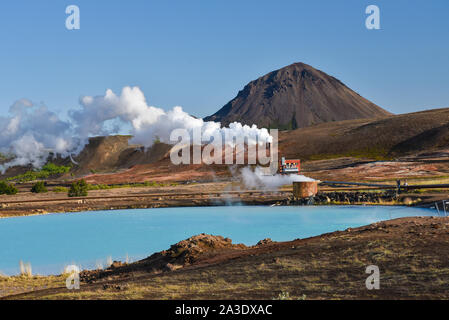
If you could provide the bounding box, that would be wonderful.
[293,181,318,199]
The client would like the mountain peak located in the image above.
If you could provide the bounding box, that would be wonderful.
[205,63,390,129]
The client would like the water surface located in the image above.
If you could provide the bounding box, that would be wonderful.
[0,205,434,275]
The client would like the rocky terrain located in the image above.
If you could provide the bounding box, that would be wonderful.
[80,234,247,283]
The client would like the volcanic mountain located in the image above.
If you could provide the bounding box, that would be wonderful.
[205,62,391,129]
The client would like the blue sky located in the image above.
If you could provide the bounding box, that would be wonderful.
[0,0,448,118]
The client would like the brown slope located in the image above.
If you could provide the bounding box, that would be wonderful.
[279,107,449,160]
[391,122,449,154]
[205,62,391,129]
[70,136,172,176]
[71,136,134,175]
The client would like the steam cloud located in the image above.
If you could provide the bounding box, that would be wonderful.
[0,99,77,171]
[0,86,272,173]
[240,166,315,190]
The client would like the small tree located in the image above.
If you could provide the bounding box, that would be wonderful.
[68,179,88,197]
[31,181,48,193]
[0,181,18,195]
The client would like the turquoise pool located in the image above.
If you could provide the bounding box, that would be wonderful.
[0,205,435,275]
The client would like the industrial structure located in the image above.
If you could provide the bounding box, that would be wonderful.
[278,157,301,175]
[293,181,318,199]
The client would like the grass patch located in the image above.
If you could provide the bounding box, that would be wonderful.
[53,186,69,193]
[0,275,66,298]
[7,163,71,183]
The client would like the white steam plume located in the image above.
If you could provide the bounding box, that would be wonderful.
[71,86,272,147]
[241,166,315,190]
[0,86,272,172]
[0,99,77,172]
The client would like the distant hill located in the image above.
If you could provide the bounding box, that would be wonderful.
[205,62,391,129]
[279,107,449,160]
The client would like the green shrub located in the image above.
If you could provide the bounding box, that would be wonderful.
[87,184,112,190]
[6,163,72,183]
[68,179,88,197]
[0,181,18,195]
[41,163,71,174]
[31,181,48,193]
[53,186,69,193]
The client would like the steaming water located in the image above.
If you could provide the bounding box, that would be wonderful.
[0,205,435,275]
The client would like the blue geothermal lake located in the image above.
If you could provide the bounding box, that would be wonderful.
[0,205,435,275]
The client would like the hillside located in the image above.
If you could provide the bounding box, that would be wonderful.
[70,136,172,175]
[279,107,449,160]
[205,62,391,129]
